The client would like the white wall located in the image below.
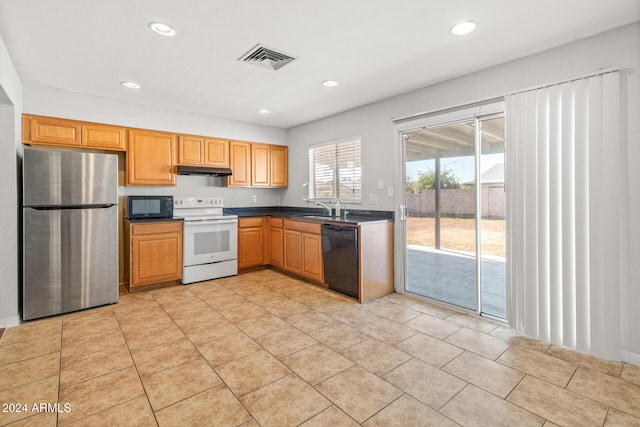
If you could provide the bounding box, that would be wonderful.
[0,35,23,327]
[284,23,640,362]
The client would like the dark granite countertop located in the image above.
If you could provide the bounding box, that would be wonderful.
[224,206,393,225]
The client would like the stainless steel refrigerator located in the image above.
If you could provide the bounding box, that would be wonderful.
[22,147,118,320]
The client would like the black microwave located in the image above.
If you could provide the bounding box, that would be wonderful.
[125,195,173,220]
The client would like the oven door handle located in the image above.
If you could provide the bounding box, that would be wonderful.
[184,219,238,226]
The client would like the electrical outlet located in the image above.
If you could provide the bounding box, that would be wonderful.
[369,194,378,205]
[387,186,394,197]
[377,179,384,190]
[252,195,258,203]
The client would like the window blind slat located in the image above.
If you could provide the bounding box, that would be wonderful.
[308,137,361,203]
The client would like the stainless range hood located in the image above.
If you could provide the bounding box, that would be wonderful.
[177,165,233,176]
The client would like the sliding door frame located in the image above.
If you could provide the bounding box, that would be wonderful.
[393,100,505,317]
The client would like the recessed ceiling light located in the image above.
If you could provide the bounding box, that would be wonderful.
[450,21,476,36]
[322,80,339,88]
[257,109,271,114]
[148,22,176,37]
[120,81,140,89]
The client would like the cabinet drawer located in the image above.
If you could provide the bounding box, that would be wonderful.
[131,221,183,236]
[239,217,264,228]
[269,217,283,228]
[284,219,321,234]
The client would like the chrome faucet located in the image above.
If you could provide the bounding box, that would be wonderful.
[315,201,332,215]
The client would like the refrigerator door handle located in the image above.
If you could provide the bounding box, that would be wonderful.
[27,204,116,210]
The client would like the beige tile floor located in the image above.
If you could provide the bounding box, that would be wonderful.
[1,269,639,426]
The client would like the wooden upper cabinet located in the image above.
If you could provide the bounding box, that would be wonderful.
[178,135,205,165]
[177,136,229,167]
[228,140,251,187]
[251,143,270,186]
[23,114,126,150]
[82,123,126,151]
[204,138,229,167]
[127,129,177,186]
[270,145,288,187]
[23,115,82,147]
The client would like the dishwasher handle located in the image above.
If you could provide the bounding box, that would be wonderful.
[322,224,356,232]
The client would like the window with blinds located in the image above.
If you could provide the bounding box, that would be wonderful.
[308,137,361,203]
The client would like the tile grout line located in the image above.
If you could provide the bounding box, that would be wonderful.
[7,271,638,426]
[177,283,265,424]
[115,297,160,427]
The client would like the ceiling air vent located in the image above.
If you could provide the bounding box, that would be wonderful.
[238,44,297,71]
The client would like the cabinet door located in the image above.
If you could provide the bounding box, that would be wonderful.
[204,138,229,167]
[302,232,323,282]
[127,130,176,186]
[228,141,251,186]
[270,145,288,187]
[131,232,183,286]
[251,144,270,186]
[23,115,82,147]
[238,227,263,269]
[178,135,205,165]
[283,230,302,274]
[269,227,284,268]
[82,123,127,151]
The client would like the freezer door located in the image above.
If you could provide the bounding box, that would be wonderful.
[23,206,118,320]
[23,147,118,206]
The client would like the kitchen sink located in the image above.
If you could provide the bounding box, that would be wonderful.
[298,215,338,220]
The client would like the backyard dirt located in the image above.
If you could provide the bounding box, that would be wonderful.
[406,217,506,257]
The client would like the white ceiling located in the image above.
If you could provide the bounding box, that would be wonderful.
[0,0,638,128]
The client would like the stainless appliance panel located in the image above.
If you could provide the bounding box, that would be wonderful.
[23,147,117,207]
[23,206,118,320]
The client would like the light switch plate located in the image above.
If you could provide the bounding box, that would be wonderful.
[377,179,384,190]
[252,195,258,203]
[369,194,378,204]
[387,186,394,197]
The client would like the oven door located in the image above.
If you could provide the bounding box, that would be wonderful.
[183,219,238,266]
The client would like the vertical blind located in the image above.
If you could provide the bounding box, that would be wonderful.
[505,71,624,360]
[308,137,362,203]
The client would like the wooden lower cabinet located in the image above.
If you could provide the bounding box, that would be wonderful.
[282,219,323,283]
[301,232,323,282]
[236,215,393,303]
[238,217,324,284]
[269,218,284,268]
[238,217,268,269]
[283,230,302,274]
[124,220,183,291]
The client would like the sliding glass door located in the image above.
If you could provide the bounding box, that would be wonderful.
[400,113,505,318]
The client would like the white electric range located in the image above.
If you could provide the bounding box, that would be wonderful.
[173,197,238,284]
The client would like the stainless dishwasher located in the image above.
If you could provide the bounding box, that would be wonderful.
[321,224,358,298]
